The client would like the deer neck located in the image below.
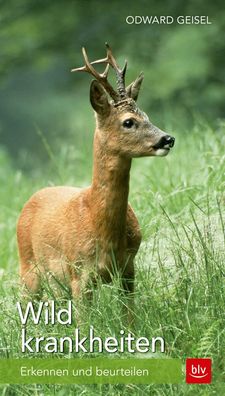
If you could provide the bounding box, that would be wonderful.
[90,132,131,252]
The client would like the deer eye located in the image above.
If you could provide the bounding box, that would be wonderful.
[123,119,134,129]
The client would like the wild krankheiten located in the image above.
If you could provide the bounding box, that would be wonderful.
[17,301,165,353]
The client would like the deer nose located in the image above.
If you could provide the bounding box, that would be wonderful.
[154,135,175,149]
[164,135,175,148]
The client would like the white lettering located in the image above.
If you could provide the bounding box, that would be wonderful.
[152,337,165,353]
[74,328,88,352]
[17,302,43,325]
[126,16,134,24]
[21,328,34,352]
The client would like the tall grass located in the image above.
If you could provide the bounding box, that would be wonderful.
[0,121,224,395]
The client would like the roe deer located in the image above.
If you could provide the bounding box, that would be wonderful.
[17,44,175,321]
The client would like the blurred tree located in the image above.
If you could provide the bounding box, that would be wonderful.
[0,0,224,164]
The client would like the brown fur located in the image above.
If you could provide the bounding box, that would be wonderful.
[17,59,174,322]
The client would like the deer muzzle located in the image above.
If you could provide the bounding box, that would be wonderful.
[152,134,175,157]
[153,135,175,150]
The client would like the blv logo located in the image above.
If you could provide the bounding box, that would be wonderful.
[186,358,212,384]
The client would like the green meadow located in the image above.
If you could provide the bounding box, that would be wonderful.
[0,118,224,395]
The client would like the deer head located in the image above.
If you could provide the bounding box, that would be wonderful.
[71,43,175,158]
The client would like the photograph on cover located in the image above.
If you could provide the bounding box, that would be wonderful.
[0,0,224,394]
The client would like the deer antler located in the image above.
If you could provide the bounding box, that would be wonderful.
[91,43,127,99]
[71,43,128,102]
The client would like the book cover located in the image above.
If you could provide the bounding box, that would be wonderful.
[0,1,224,395]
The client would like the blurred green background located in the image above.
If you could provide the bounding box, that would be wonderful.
[0,0,224,168]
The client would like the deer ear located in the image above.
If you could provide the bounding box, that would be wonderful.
[126,73,144,101]
[90,80,111,116]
